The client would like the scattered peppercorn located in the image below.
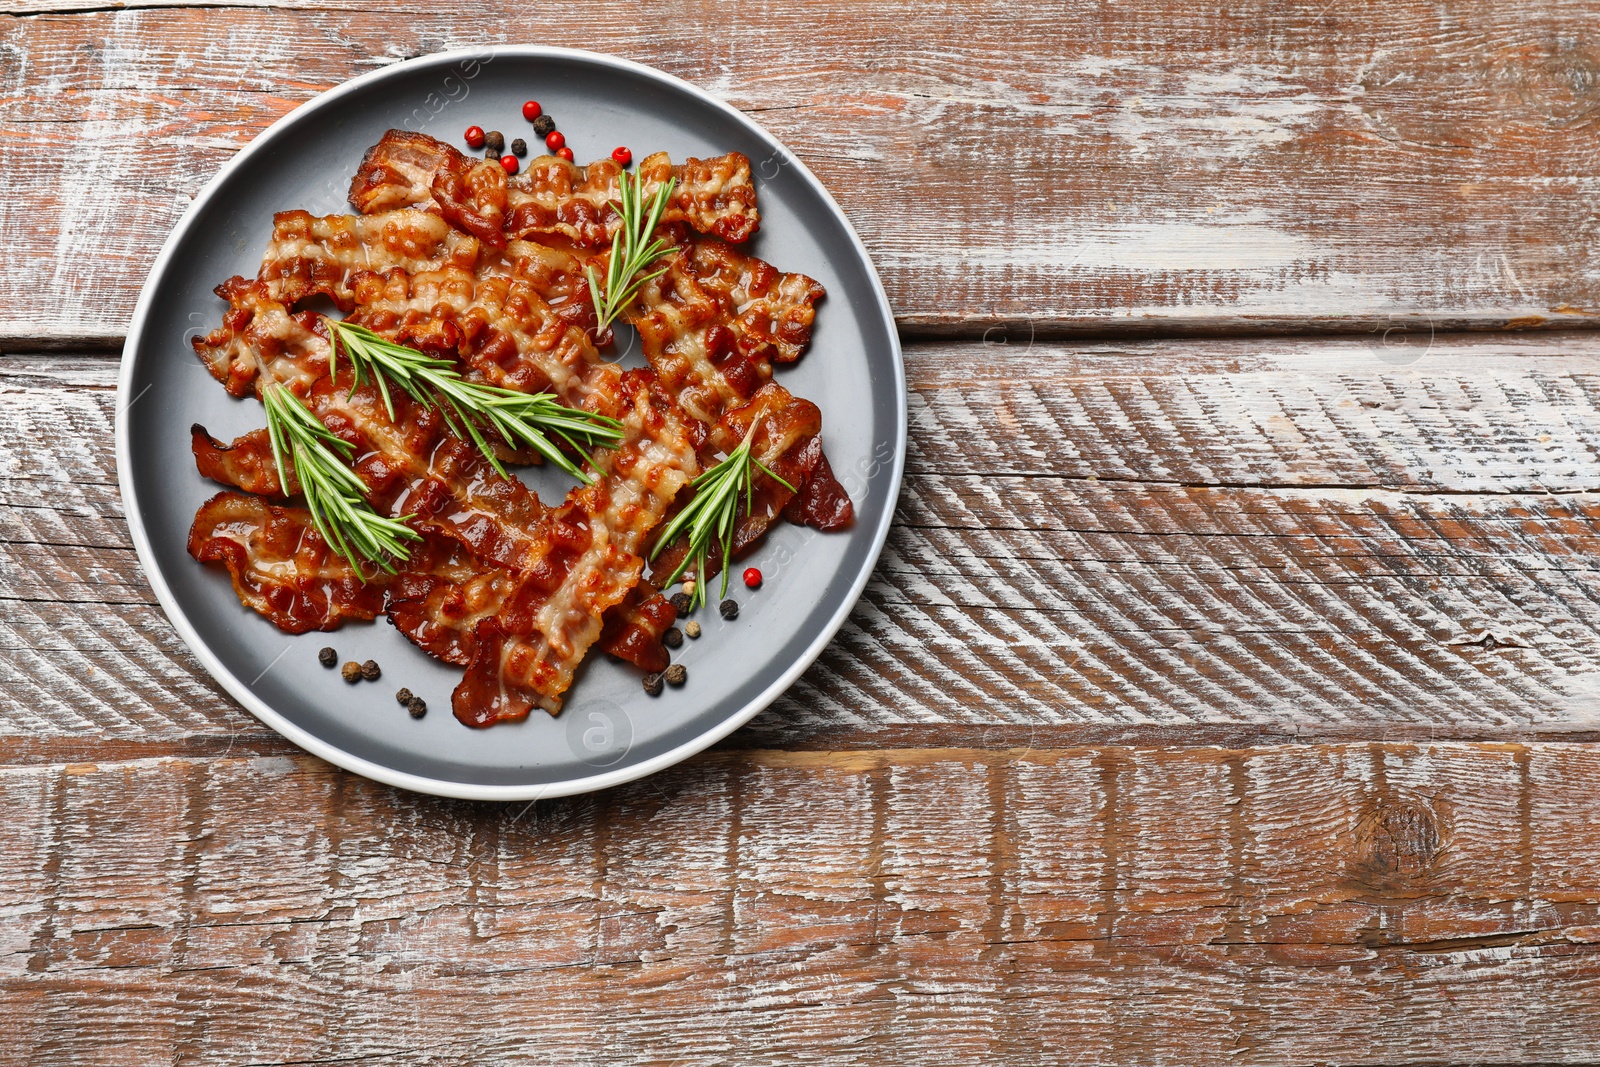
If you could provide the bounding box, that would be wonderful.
[544,130,565,151]
[642,672,664,697]
[407,696,428,719]
[511,137,527,157]
[360,659,381,682]
[500,154,519,175]
[522,100,542,121]
[532,114,555,138]
[612,146,633,166]
[556,146,574,162]
[720,599,740,620]
[743,567,763,590]
[395,687,413,705]
[682,579,697,599]
[685,620,702,639]
[664,627,684,649]
[341,661,362,683]
[664,663,687,687]
[669,592,693,616]
[485,130,505,154]
[318,646,338,668]
[464,125,486,149]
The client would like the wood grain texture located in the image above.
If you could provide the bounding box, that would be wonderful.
[4,0,1600,346]
[9,332,1600,756]
[5,742,1600,1064]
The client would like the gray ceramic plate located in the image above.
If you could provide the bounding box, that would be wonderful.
[117,47,904,800]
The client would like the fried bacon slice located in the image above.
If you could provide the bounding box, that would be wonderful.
[599,585,677,674]
[350,130,759,248]
[260,208,479,309]
[683,237,826,365]
[453,369,699,723]
[188,491,470,634]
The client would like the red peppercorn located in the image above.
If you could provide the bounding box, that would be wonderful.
[464,125,485,149]
[522,100,542,121]
[500,154,519,174]
[545,130,565,151]
[556,146,574,162]
[743,567,762,590]
[611,146,633,166]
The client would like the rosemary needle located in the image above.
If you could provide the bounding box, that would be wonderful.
[323,318,624,483]
[586,169,678,332]
[650,421,795,614]
[260,383,420,578]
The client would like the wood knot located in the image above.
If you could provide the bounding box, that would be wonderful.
[1349,795,1446,893]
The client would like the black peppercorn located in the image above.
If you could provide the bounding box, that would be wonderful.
[407,696,428,719]
[360,659,381,682]
[669,592,693,616]
[663,627,683,649]
[532,115,555,139]
[341,661,362,683]
[395,687,413,705]
[664,663,687,687]
[510,138,527,157]
[484,130,505,154]
[719,599,739,620]
[318,646,337,668]
[642,672,664,697]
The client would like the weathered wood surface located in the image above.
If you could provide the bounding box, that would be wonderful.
[11,334,1600,763]
[10,3,1600,1055]
[5,0,1600,346]
[7,742,1600,1065]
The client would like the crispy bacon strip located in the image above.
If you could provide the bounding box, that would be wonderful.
[192,425,293,497]
[260,208,478,309]
[599,585,677,674]
[684,237,826,365]
[454,369,699,723]
[189,492,386,633]
[187,491,483,634]
[189,490,528,664]
[349,130,759,247]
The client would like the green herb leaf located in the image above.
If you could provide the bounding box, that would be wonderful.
[649,421,795,613]
[586,169,678,333]
[260,383,420,579]
[323,318,624,484]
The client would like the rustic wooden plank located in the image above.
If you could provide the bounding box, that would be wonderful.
[5,742,1600,1063]
[4,1,1600,346]
[8,333,1600,751]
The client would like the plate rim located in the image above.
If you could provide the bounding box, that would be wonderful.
[115,45,906,801]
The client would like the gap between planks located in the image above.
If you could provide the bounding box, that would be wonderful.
[8,315,1600,356]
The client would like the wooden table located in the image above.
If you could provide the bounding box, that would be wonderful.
[6,2,1600,1061]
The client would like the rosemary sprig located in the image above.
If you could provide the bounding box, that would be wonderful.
[323,318,624,484]
[260,383,420,577]
[649,421,795,613]
[586,169,678,331]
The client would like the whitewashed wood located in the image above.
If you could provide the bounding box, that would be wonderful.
[9,333,1600,752]
[3,1,1600,345]
[5,743,1600,1064]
